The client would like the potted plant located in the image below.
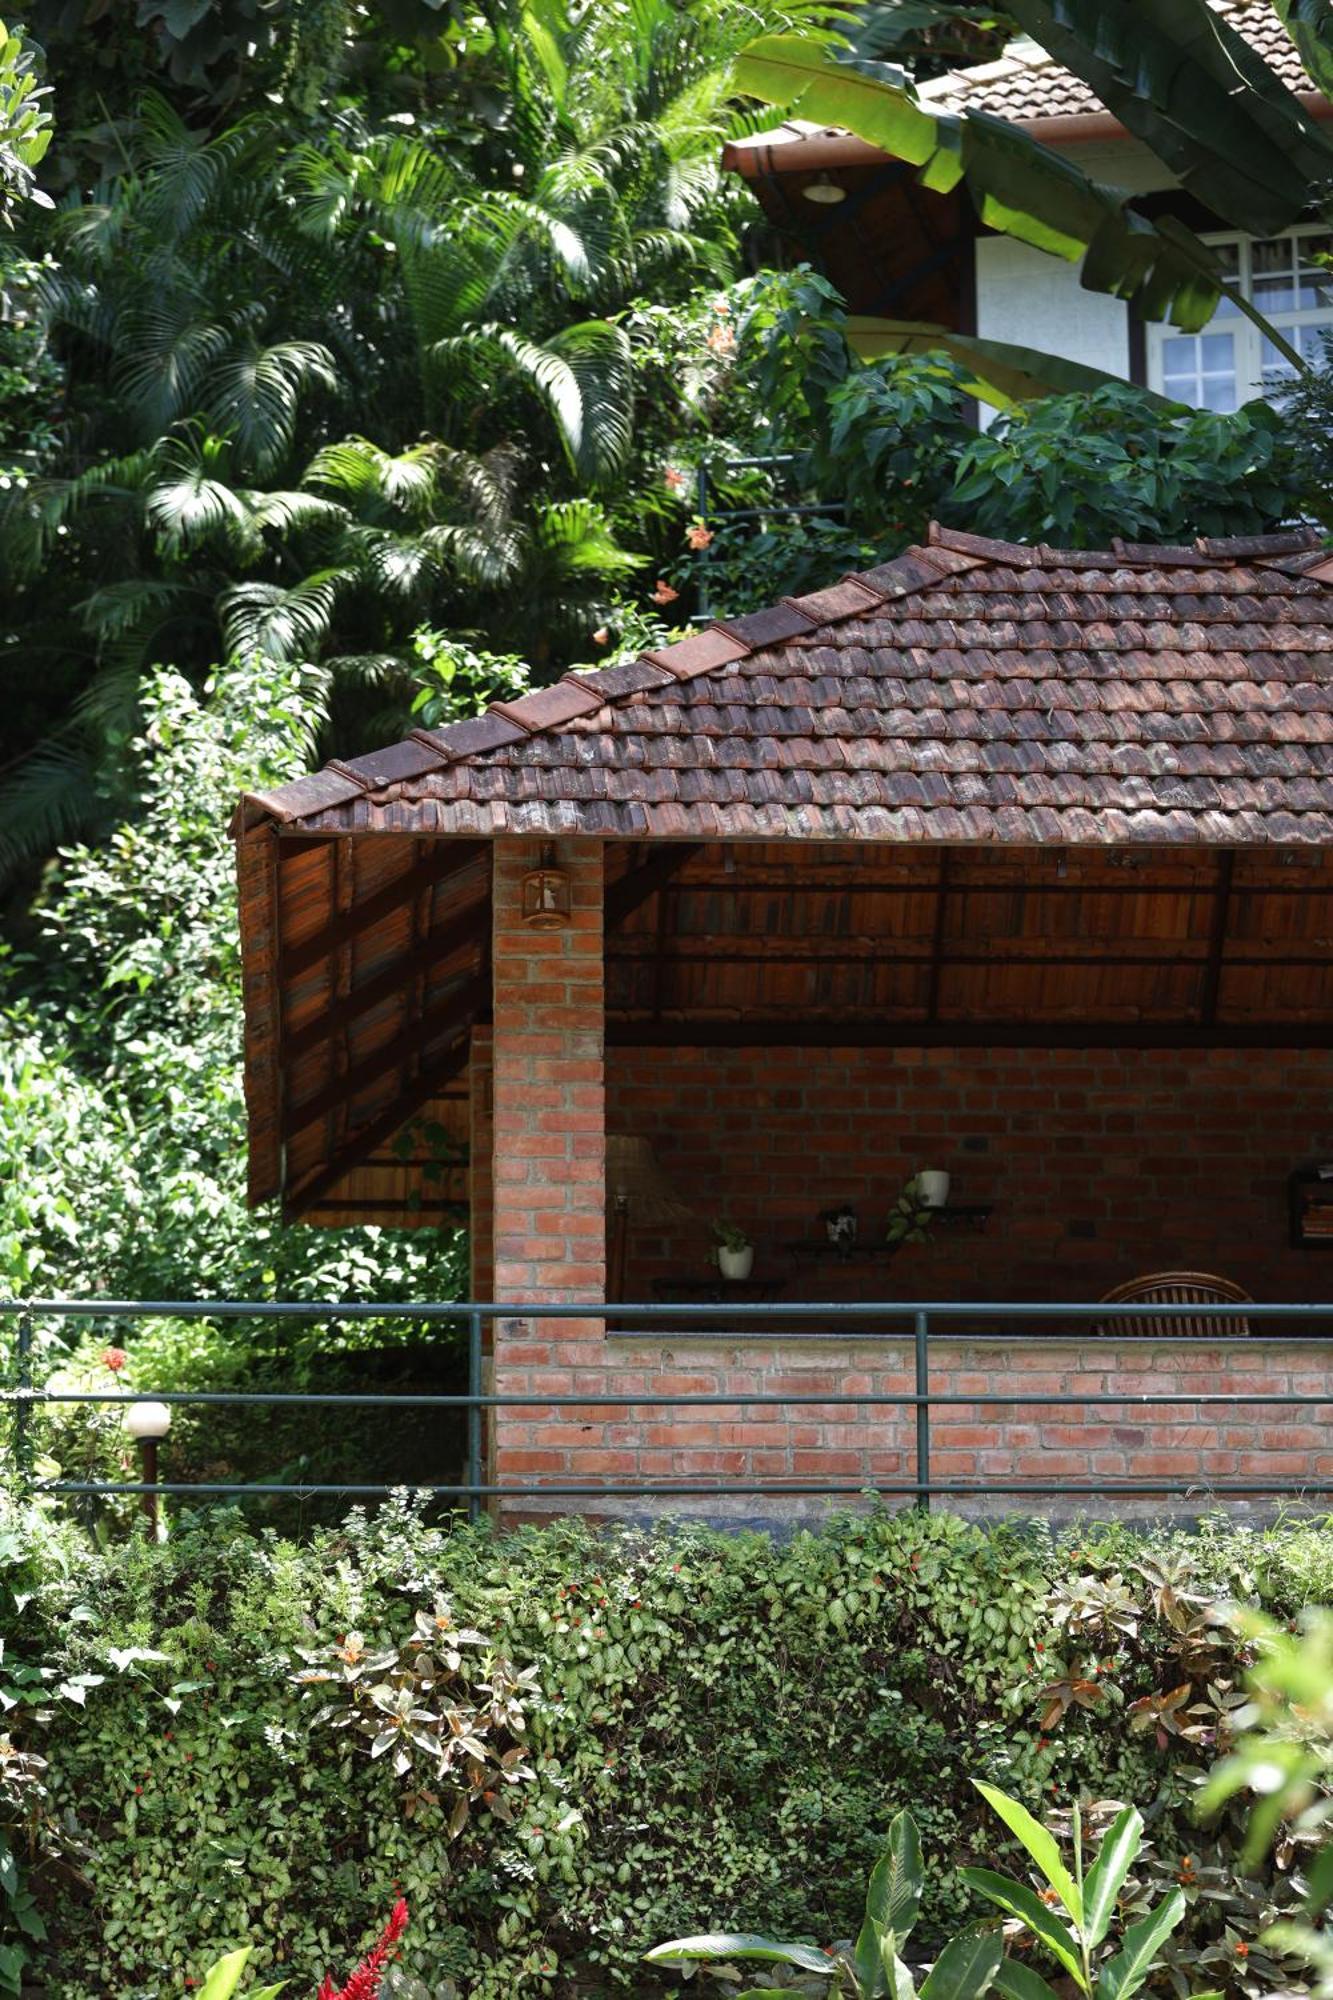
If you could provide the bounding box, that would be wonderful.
[713,1220,754,1281]
[886,1175,936,1247]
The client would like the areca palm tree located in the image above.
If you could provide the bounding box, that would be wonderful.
[3,0,829,874]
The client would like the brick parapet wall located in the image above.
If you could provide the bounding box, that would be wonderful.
[493,1333,1333,1520]
[490,838,605,1488]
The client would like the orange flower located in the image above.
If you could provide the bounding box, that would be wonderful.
[706,322,736,355]
[663,466,686,493]
[592,626,609,646]
[686,524,713,550]
[101,1347,128,1372]
[651,579,679,605]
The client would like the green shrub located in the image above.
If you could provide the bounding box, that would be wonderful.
[5,1499,1333,1997]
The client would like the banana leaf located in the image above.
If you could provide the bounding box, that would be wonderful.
[845,316,1181,406]
[1004,0,1333,238]
[735,36,1237,332]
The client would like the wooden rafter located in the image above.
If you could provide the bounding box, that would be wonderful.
[283,973,489,1142]
[279,840,483,980]
[281,899,488,1064]
[283,1033,475,1221]
[605,1020,1333,1050]
[1199,851,1236,1027]
[605,843,704,930]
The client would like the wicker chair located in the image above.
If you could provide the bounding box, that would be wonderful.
[1098,1270,1252,1338]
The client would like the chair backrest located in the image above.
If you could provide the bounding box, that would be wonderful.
[1098,1269,1252,1339]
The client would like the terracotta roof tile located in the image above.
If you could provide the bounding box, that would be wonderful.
[236,525,1333,847]
[914,0,1312,122]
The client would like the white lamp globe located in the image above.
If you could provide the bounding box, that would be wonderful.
[123,1400,172,1440]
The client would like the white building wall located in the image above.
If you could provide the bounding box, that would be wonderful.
[973,137,1176,421]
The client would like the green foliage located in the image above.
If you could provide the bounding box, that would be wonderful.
[0,21,51,227]
[962,1785,1188,2000]
[0,0,821,875]
[647,1808,1004,1999]
[950,384,1296,548]
[0,656,466,1433]
[291,1602,539,1832]
[6,1501,1333,1997]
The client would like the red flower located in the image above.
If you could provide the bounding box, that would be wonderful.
[317,1901,409,2000]
[101,1347,128,1372]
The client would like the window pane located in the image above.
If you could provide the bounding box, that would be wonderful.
[1201,333,1234,368]
[1157,330,1236,410]
[1253,234,1296,310]
[1200,378,1238,412]
[1210,239,1242,316]
[1298,237,1333,308]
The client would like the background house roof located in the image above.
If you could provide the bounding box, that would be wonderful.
[237,525,1333,850]
[916,1,1312,124]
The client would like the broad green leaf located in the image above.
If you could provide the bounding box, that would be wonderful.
[1004,0,1333,238]
[994,1961,1064,2000]
[644,1935,835,1975]
[1082,1806,1143,1950]
[971,1782,1083,1924]
[1274,0,1333,101]
[197,1950,253,2000]
[845,319,1178,409]
[1097,1890,1186,2000]
[958,1871,1083,1987]
[866,1812,924,1942]
[919,1924,1003,2000]
[854,1915,889,1997]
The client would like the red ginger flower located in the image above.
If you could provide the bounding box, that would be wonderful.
[317,1900,409,2000]
[101,1347,128,1372]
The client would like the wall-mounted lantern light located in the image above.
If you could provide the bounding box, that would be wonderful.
[522,842,571,930]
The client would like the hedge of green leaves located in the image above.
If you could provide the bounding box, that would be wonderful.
[9,1500,1333,1998]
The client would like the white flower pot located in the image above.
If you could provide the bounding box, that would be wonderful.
[917,1170,951,1209]
[717,1245,754,1281]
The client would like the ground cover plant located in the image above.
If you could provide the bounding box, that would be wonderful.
[2,1498,1332,1997]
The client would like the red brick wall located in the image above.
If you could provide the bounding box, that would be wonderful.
[469,1026,494,1305]
[490,839,606,1490]
[493,1331,1333,1519]
[606,1045,1333,1305]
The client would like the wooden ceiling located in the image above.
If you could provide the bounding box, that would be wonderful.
[240,832,1333,1228]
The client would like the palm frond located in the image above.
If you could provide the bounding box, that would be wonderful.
[219,568,350,663]
[204,338,339,477]
[0,737,100,884]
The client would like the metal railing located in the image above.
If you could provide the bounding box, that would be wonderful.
[3,1297,1333,1519]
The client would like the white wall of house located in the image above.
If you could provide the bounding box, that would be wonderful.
[975,236,1130,385]
[974,139,1172,422]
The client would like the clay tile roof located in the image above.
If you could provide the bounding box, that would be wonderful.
[916,0,1313,121]
[234,522,1333,848]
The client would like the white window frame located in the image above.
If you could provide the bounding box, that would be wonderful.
[1145,222,1333,410]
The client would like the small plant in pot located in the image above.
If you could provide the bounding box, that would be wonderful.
[886,1175,936,1247]
[713,1220,754,1281]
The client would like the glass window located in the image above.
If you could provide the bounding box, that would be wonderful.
[1148,226,1333,409]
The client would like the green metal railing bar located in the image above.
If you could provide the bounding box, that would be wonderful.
[2,1296,1331,1515]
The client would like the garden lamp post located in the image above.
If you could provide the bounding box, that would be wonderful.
[123,1400,171,1536]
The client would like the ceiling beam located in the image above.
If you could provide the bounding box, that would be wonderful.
[605,843,705,931]
[283,973,488,1143]
[605,1019,1333,1050]
[279,841,484,981]
[283,1035,474,1222]
[280,899,488,1064]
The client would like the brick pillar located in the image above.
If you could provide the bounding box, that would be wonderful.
[468,1027,494,1304]
[491,838,606,1502]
